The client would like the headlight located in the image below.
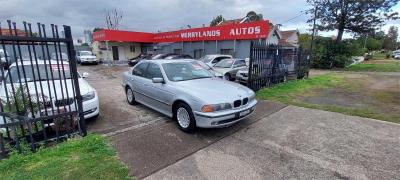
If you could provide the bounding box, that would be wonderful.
[82,91,95,102]
[201,103,232,112]
[249,93,256,102]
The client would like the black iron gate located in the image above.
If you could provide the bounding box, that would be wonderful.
[0,20,86,156]
[248,41,310,91]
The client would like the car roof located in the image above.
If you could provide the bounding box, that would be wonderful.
[8,59,64,68]
[204,54,232,57]
[143,59,196,64]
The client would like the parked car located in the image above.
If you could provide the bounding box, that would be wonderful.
[128,53,153,66]
[212,59,248,81]
[164,54,193,59]
[394,51,400,59]
[122,59,257,132]
[151,53,179,60]
[76,51,98,64]
[199,54,233,66]
[236,68,249,84]
[51,52,69,61]
[198,61,223,78]
[0,49,10,69]
[0,60,100,121]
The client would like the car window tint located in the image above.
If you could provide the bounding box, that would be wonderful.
[132,62,148,77]
[234,60,246,67]
[146,63,163,79]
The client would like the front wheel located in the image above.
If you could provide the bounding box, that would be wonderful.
[174,103,196,132]
[126,87,137,105]
[224,74,231,81]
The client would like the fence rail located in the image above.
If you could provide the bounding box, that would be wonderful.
[0,20,85,156]
[247,41,310,91]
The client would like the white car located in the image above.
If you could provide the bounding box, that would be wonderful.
[0,60,99,125]
[51,52,69,61]
[394,52,400,60]
[76,51,98,64]
[0,49,10,68]
[199,54,233,67]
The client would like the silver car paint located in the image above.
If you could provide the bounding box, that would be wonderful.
[122,59,257,128]
[213,59,248,79]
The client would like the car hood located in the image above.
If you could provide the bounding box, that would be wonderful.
[80,55,96,59]
[173,78,254,104]
[0,78,93,100]
[212,67,231,75]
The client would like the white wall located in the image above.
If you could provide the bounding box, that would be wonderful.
[92,41,142,61]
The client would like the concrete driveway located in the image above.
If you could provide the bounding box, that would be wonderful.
[79,65,400,179]
[146,106,400,180]
[78,64,167,134]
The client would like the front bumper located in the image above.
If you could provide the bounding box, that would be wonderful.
[194,100,257,128]
[81,59,98,63]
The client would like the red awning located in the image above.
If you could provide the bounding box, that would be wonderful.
[93,20,269,43]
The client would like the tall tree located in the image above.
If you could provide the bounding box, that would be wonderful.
[104,9,123,30]
[307,0,399,42]
[246,11,263,22]
[210,15,225,26]
[383,26,399,50]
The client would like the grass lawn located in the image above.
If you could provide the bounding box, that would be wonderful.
[345,60,400,72]
[257,73,400,123]
[0,134,131,180]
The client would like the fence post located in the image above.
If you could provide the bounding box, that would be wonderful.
[64,26,87,136]
[248,41,254,90]
[0,133,5,156]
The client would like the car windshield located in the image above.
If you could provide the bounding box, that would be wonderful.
[80,51,93,56]
[199,56,213,63]
[6,64,71,83]
[162,61,213,82]
[51,53,68,59]
[214,59,234,68]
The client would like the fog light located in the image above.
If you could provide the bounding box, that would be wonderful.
[211,121,218,125]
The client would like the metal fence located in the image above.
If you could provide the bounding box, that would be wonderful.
[0,20,86,156]
[248,41,310,91]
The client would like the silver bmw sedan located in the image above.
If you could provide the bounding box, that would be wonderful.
[122,59,257,132]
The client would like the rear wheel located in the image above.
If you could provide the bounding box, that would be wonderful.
[174,103,196,132]
[126,87,137,105]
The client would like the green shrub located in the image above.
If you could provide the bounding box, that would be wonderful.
[311,39,354,69]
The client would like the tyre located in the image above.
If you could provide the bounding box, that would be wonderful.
[126,87,137,105]
[174,103,196,132]
[224,73,231,81]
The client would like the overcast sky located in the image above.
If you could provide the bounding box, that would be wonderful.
[0,0,399,39]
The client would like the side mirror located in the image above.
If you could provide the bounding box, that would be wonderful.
[82,72,89,78]
[152,77,164,83]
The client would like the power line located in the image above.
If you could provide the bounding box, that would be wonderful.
[281,11,307,24]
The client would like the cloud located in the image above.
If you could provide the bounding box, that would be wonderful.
[0,0,397,39]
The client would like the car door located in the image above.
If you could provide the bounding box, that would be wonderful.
[129,62,149,103]
[231,59,247,78]
[142,62,173,115]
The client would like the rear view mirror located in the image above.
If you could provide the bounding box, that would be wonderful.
[152,77,164,83]
[82,72,89,78]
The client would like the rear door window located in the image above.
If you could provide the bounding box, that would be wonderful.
[132,62,148,77]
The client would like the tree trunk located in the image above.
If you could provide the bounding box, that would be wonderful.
[336,28,344,43]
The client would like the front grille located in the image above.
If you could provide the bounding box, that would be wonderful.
[55,98,74,107]
[242,98,248,105]
[234,100,241,108]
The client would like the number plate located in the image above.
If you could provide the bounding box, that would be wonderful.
[239,109,250,117]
